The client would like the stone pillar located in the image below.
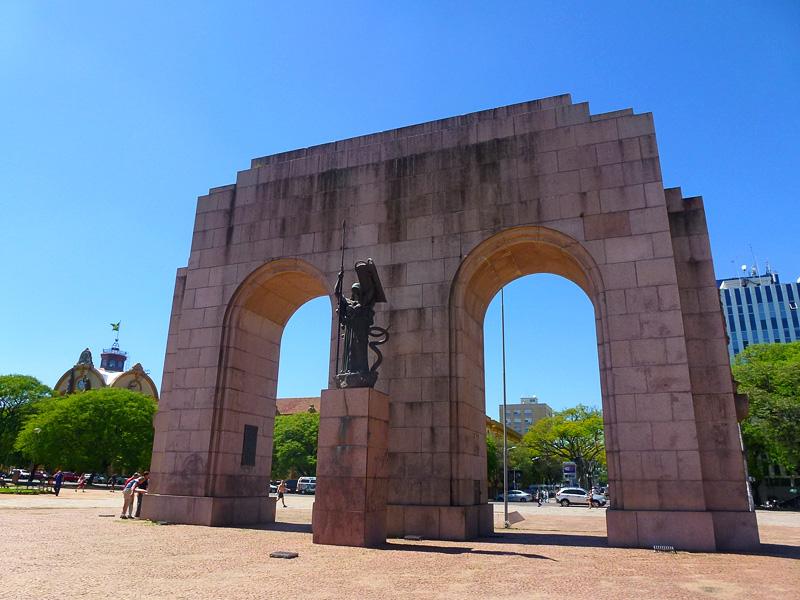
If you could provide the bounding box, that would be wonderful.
[312,388,389,547]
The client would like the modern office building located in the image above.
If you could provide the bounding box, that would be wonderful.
[498,395,554,436]
[718,267,800,357]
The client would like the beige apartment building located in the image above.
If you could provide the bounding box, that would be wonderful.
[498,395,553,436]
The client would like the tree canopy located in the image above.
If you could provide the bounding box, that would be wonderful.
[733,342,800,479]
[522,404,606,487]
[15,388,156,474]
[0,374,53,465]
[271,412,319,479]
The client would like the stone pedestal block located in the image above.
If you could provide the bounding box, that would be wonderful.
[141,493,275,526]
[606,508,759,551]
[312,387,389,547]
[387,503,494,540]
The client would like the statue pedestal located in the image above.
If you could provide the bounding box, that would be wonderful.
[312,387,389,547]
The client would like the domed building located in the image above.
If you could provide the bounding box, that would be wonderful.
[54,342,158,399]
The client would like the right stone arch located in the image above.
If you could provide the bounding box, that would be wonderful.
[446,214,758,550]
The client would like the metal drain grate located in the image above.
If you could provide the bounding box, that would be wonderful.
[653,544,676,553]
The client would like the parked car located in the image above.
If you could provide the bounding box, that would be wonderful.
[555,487,606,507]
[62,472,79,482]
[284,479,298,493]
[268,481,278,494]
[297,476,317,494]
[496,490,533,502]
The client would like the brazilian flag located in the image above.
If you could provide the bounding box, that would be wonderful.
[111,321,120,332]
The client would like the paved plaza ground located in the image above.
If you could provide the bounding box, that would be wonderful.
[2,490,798,599]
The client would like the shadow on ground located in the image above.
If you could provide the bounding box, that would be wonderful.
[240,520,799,559]
[742,543,800,559]
[385,541,556,560]
[254,521,312,534]
[484,530,608,548]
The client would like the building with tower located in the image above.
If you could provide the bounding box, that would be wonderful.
[54,329,158,399]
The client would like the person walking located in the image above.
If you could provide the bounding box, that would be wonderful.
[134,472,150,518]
[277,480,287,507]
[76,473,86,492]
[53,470,64,496]
[108,474,116,492]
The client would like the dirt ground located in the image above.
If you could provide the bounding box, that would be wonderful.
[2,490,798,600]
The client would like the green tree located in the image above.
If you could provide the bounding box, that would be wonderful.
[522,404,606,488]
[0,375,53,465]
[486,433,501,493]
[733,342,800,483]
[15,388,156,473]
[271,412,319,479]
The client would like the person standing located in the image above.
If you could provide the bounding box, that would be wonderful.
[134,471,149,518]
[108,474,116,492]
[53,470,64,496]
[277,480,287,508]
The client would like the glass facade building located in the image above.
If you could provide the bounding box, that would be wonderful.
[718,270,800,357]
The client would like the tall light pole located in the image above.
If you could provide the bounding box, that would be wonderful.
[501,287,509,528]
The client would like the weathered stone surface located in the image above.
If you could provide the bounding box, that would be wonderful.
[313,388,389,547]
[147,95,759,552]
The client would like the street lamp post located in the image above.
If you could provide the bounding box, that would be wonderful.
[501,287,509,528]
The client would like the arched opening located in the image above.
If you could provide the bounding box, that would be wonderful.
[483,273,604,517]
[270,295,332,519]
[449,225,614,531]
[206,259,332,508]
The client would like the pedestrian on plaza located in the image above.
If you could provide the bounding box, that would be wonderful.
[76,473,86,492]
[120,474,145,519]
[27,467,35,488]
[134,471,150,518]
[11,470,20,486]
[108,474,116,492]
[277,480,287,507]
[53,470,64,496]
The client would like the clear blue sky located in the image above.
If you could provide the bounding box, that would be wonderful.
[2,2,798,419]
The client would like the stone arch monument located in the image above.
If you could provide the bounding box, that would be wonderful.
[143,94,760,551]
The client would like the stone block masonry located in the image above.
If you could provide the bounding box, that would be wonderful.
[145,94,759,551]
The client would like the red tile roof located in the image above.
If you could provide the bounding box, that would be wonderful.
[276,397,320,415]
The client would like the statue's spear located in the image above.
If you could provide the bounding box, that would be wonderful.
[334,220,346,375]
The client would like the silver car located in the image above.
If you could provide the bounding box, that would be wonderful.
[496,490,533,502]
[556,487,606,507]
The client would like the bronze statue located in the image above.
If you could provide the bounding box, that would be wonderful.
[334,258,389,388]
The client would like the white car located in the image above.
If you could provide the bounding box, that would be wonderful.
[555,487,606,507]
[496,490,533,502]
[296,476,317,494]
